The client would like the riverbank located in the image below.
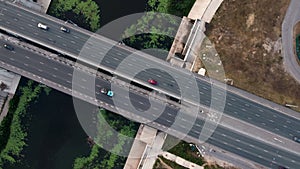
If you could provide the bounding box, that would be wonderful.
[0,80,43,168]
[73,108,138,169]
[4,84,92,169]
[123,0,195,50]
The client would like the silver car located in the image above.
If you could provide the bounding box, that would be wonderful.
[60,26,70,33]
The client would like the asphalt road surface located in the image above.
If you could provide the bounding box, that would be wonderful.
[0,1,300,143]
[282,0,300,84]
[1,39,300,168]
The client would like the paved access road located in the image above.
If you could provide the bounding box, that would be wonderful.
[282,0,300,83]
[0,1,300,144]
[1,39,300,169]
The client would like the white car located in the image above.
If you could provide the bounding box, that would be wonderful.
[37,23,49,30]
[60,26,70,33]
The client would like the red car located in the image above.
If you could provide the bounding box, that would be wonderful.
[148,79,157,85]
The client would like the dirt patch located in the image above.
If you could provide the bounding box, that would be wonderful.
[205,0,300,111]
[154,156,188,169]
[154,157,174,169]
[203,155,241,169]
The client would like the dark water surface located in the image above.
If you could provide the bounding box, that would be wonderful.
[95,0,147,27]
[5,89,91,169]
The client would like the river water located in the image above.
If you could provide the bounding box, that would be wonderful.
[95,0,147,27]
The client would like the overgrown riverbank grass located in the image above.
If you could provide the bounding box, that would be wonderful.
[123,0,195,51]
[163,137,204,166]
[147,0,195,17]
[0,81,44,168]
[48,0,100,31]
[73,109,138,169]
[162,136,240,169]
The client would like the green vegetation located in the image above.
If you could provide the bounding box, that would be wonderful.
[162,136,235,169]
[0,97,18,154]
[147,0,195,17]
[163,135,204,166]
[48,0,100,31]
[0,80,43,168]
[123,0,195,51]
[296,34,300,60]
[73,108,138,169]
[73,145,101,169]
[123,12,177,50]
[167,141,204,166]
[41,85,52,96]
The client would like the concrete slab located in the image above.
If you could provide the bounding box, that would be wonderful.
[188,0,211,20]
[162,151,204,169]
[141,132,167,169]
[124,125,167,169]
[182,20,206,71]
[188,0,224,23]
[0,94,12,123]
[124,125,147,169]
[124,140,147,169]
[167,17,193,62]
[202,0,224,23]
[36,0,52,13]
[15,0,42,12]
[170,57,185,67]
[140,125,157,145]
[0,68,21,95]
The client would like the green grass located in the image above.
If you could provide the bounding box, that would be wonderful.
[163,136,234,169]
[163,136,204,166]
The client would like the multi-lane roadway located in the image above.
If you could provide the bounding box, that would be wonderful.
[0,1,300,168]
[1,38,300,168]
[0,1,299,142]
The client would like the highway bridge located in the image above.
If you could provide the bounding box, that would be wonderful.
[0,1,300,168]
[1,36,299,169]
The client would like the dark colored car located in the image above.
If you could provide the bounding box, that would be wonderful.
[60,26,70,33]
[293,136,300,143]
[148,79,157,85]
[3,44,14,51]
[100,88,114,97]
